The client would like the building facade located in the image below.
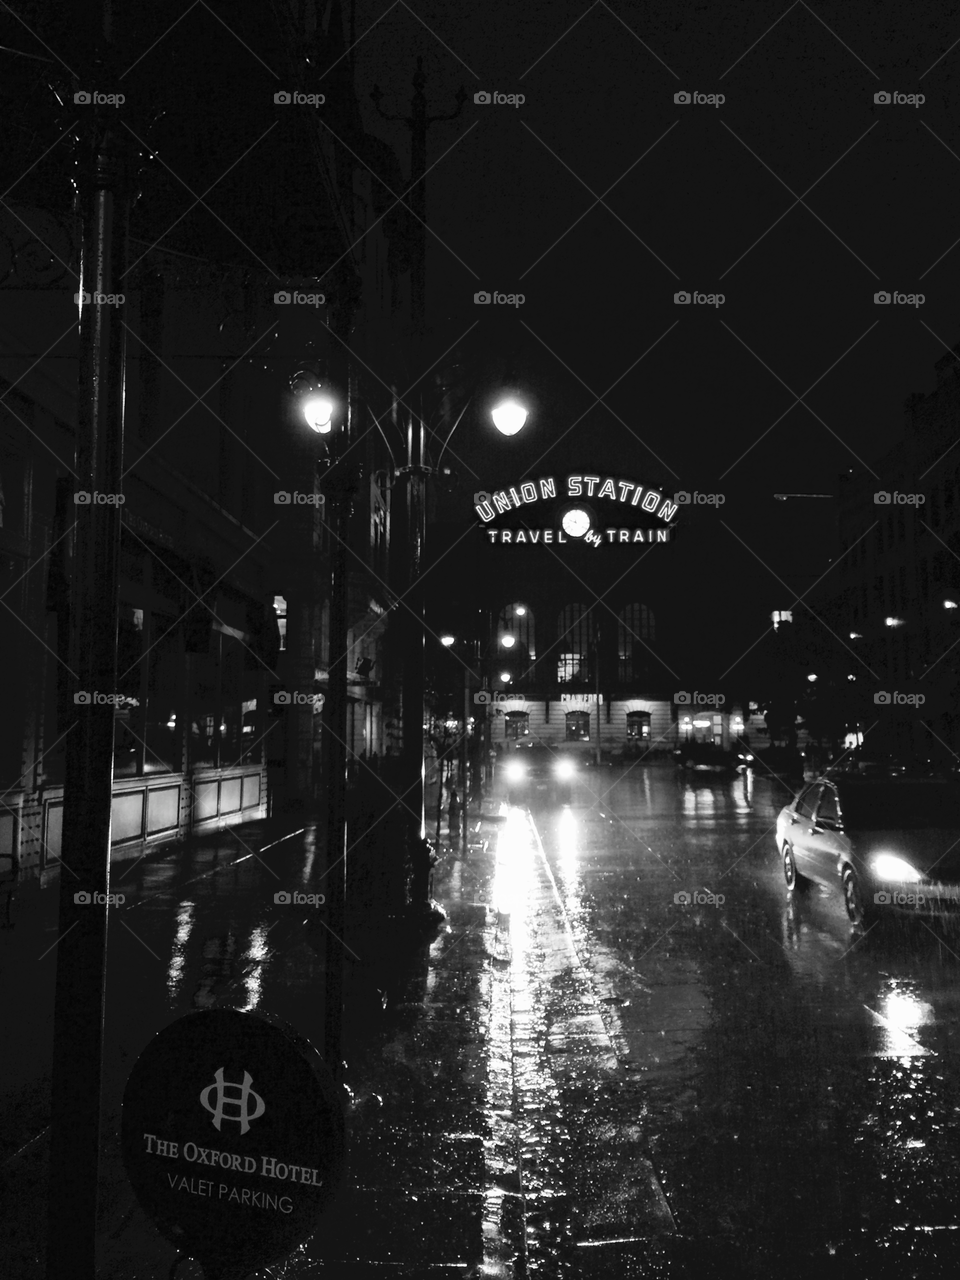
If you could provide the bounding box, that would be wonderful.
[0,0,427,880]
[796,340,960,758]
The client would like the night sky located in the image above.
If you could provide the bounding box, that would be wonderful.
[343,0,960,675]
[8,0,960,680]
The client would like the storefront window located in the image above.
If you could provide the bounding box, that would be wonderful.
[219,635,243,766]
[187,630,261,770]
[626,710,650,740]
[188,651,219,769]
[144,613,181,773]
[505,711,529,740]
[114,605,145,776]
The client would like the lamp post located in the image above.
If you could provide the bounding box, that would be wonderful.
[387,385,529,916]
[439,633,475,856]
[46,102,139,1280]
[290,369,353,1082]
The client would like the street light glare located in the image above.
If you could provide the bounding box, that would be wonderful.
[440,635,455,646]
[499,671,511,683]
[515,606,526,616]
[491,398,527,435]
[500,634,516,648]
[303,393,334,433]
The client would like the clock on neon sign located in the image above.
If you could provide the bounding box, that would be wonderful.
[560,505,592,537]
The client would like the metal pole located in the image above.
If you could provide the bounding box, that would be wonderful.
[402,414,426,848]
[595,617,602,768]
[321,460,353,1086]
[46,124,132,1280]
[461,666,469,855]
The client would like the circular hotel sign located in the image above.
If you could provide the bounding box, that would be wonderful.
[121,1009,346,1280]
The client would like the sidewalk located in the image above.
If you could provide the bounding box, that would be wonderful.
[1,787,719,1279]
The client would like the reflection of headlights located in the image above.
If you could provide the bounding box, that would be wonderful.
[554,759,575,779]
[872,853,923,882]
[504,761,526,782]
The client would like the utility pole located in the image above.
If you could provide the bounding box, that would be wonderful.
[319,448,356,1084]
[46,89,137,1280]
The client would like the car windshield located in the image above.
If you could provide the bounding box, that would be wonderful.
[513,747,576,762]
[838,782,960,830]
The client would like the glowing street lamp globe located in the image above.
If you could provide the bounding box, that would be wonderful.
[500,634,516,648]
[499,671,511,683]
[303,393,335,433]
[491,397,527,436]
[440,635,455,647]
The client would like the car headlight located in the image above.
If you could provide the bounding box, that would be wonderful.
[872,853,923,882]
[554,759,575,779]
[504,760,526,782]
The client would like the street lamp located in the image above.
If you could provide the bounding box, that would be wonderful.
[291,368,337,434]
[500,633,516,649]
[397,378,530,916]
[303,393,335,433]
[289,366,350,1082]
[491,396,528,436]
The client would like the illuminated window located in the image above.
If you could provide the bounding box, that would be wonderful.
[618,604,655,681]
[557,604,592,684]
[565,711,590,741]
[626,710,651,740]
[505,711,529,740]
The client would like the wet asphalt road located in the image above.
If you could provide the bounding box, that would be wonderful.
[7,766,960,1278]
[521,761,960,1278]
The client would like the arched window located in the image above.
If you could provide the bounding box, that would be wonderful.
[557,604,593,684]
[626,710,651,741]
[618,604,655,683]
[565,710,590,741]
[504,711,530,740]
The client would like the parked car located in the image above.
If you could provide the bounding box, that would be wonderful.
[826,749,959,779]
[501,741,590,805]
[673,742,753,774]
[776,775,960,926]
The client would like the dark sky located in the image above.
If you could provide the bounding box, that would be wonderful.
[345,0,960,673]
[8,0,960,680]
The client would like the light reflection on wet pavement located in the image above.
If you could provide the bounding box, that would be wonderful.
[8,764,960,1277]
[520,762,960,1277]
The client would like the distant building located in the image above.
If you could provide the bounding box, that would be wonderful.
[802,341,960,756]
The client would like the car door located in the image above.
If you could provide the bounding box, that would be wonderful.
[804,783,846,883]
[785,783,822,876]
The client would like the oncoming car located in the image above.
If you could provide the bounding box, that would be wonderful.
[501,744,584,805]
[673,741,753,774]
[776,775,960,926]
